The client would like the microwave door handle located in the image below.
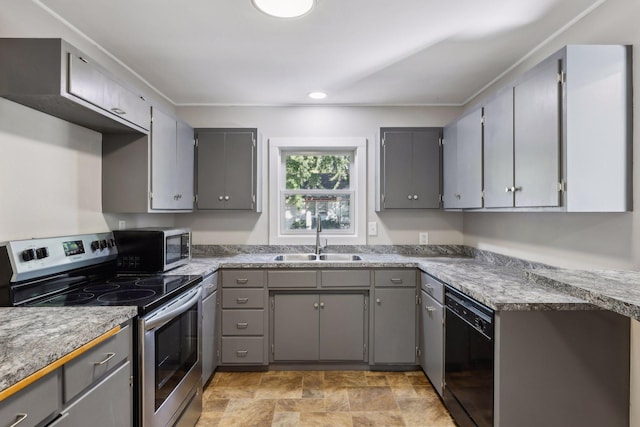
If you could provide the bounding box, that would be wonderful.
[144,287,202,332]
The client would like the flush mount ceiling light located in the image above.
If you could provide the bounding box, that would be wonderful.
[252,0,315,18]
[308,91,327,99]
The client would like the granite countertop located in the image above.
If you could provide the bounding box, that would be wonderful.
[180,253,593,312]
[0,306,138,393]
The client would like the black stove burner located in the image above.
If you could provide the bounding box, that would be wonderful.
[40,292,95,305]
[83,284,120,292]
[97,289,157,304]
[135,277,167,287]
[105,277,141,284]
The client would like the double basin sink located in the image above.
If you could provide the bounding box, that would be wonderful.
[273,253,363,262]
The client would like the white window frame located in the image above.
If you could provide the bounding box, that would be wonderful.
[269,137,367,245]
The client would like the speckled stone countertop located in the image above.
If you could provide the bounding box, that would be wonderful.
[176,252,592,312]
[525,269,640,321]
[0,306,137,393]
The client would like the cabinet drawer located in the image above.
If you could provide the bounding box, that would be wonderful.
[321,270,371,287]
[374,269,417,287]
[222,289,265,308]
[222,270,264,287]
[221,337,264,364]
[421,272,445,303]
[0,370,59,427]
[64,326,130,402]
[268,270,317,288]
[222,310,264,335]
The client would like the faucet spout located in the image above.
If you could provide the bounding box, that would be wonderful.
[315,220,323,255]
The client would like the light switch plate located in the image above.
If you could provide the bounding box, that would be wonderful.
[368,221,378,236]
[419,232,429,245]
[118,220,126,230]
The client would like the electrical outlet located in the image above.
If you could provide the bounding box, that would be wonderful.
[368,221,378,236]
[118,220,126,230]
[419,232,429,245]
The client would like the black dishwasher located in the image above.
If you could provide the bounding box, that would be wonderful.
[443,286,494,427]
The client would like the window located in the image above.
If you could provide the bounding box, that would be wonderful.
[269,138,367,245]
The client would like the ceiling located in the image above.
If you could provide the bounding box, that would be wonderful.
[35,0,604,106]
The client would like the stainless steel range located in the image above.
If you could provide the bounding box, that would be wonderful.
[0,231,203,427]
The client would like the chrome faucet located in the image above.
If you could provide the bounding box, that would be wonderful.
[315,220,324,255]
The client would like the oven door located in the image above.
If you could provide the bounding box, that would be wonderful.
[141,285,202,427]
[444,306,493,427]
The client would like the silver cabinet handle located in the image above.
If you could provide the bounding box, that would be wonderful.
[224,196,230,201]
[78,56,89,64]
[110,107,126,115]
[376,298,381,304]
[94,352,116,366]
[9,414,28,427]
[218,196,224,201]
[236,297,249,304]
[390,278,403,284]
[236,322,248,329]
[314,302,319,309]
[236,350,248,357]
[425,284,434,290]
[413,195,418,200]
[426,306,436,312]
[236,278,249,284]
[319,302,325,308]
[454,193,461,199]
[407,195,412,200]
[506,186,521,192]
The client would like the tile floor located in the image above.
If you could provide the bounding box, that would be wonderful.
[196,370,456,426]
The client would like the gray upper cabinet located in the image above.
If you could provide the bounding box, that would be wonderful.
[443,108,483,209]
[377,128,441,210]
[102,108,194,213]
[196,128,261,211]
[0,38,149,133]
[150,108,194,211]
[513,53,561,208]
[483,88,515,208]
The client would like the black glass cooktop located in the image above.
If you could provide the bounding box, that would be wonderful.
[23,274,202,315]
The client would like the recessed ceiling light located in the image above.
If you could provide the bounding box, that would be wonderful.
[252,0,315,18]
[308,91,327,99]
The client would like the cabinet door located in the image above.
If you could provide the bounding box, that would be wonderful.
[373,288,416,364]
[150,108,177,210]
[196,131,227,209]
[412,130,441,209]
[484,89,515,208]
[442,122,459,209]
[456,108,483,208]
[420,291,444,396]
[319,294,365,361]
[225,131,256,210]
[174,120,194,210]
[272,294,319,361]
[202,290,217,385]
[514,56,561,207]
[382,131,413,209]
[67,53,107,110]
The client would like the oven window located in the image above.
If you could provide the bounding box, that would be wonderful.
[165,234,188,265]
[154,300,199,410]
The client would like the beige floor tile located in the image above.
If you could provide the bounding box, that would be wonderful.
[302,388,325,399]
[205,385,257,399]
[300,411,354,427]
[351,410,405,427]
[347,386,399,411]
[385,374,412,386]
[397,397,455,427]
[413,385,439,398]
[202,398,229,412]
[324,371,367,388]
[195,411,223,427]
[324,388,351,412]
[215,371,263,387]
[255,375,304,399]
[390,384,419,399]
[272,412,301,427]
[218,398,276,426]
[365,376,389,386]
[276,398,326,412]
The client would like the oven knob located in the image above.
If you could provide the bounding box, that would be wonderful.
[91,240,100,251]
[111,238,117,247]
[35,247,49,259]
[21,249,36,262]
[100,240,108,250]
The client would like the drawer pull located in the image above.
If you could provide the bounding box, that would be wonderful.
[390,278,403,284]
[110,107,127,115]
[10,414,27,427]
[236,278,249,284]
[94,352,116,366]
[426,306,436,312]
[236,322,248,329]
[236,297,249,304]
[236,350,248,357]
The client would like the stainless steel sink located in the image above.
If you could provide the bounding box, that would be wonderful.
[273,254,317,261]
[318,254,363,261]
[272,253,363,262]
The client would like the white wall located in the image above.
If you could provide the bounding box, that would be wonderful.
[175,106,464,245]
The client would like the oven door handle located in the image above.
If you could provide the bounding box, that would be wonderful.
[144,286,201,332]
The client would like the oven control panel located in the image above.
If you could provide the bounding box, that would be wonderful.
[4,232,117,282]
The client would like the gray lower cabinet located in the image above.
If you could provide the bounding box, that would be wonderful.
[372,287,416,365]
[443,108,483,209]
[0,38,149,133]
[195,128,260,211]
[0,369,60,427]
[377,128,442,210]
[419,290,443,396]
[201,280,218,385]
[272,293,367,362]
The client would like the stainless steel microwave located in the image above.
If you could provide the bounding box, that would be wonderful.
[113,227,191,273]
